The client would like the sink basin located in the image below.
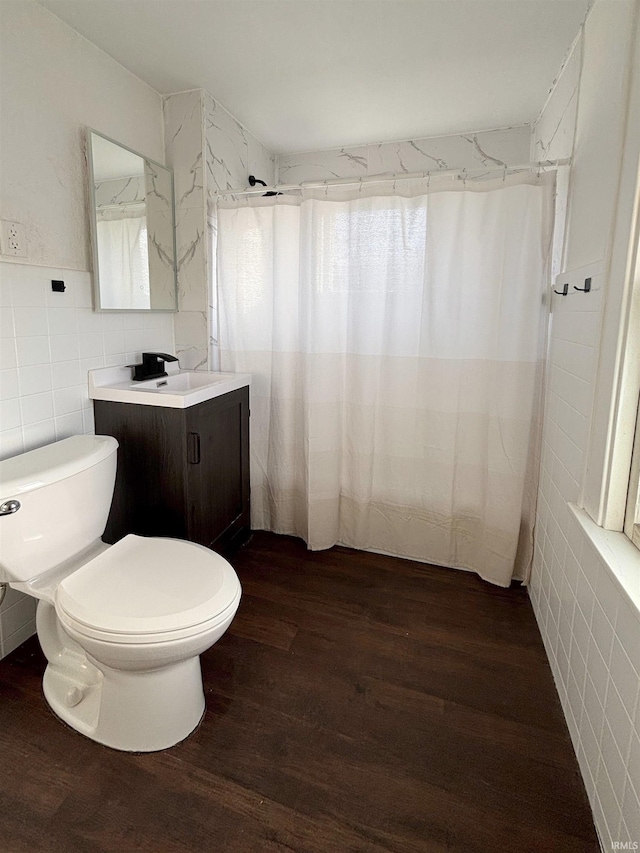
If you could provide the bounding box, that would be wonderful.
[134,372,231,393]
[89,366,251,409]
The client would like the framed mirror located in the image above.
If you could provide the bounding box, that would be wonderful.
[87,130,178,312]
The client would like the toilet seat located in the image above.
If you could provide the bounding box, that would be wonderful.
[55,534,241,645]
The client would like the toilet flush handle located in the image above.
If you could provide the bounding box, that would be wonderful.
[0,499,20,516]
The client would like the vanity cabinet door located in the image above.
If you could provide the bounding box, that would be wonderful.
[184,387,250,551]
[94,400,188,545]
[94,386,250,555]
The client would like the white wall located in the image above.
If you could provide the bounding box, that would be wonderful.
[0,0,164,272]
[0,1,173,658]
[530,1,640,848]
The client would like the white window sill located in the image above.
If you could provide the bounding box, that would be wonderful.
[569,503,640,617]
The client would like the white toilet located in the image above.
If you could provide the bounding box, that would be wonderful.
[0,434,241,752]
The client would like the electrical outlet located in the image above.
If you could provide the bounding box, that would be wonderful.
[0,221,27,258]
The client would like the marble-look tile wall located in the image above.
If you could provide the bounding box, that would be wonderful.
[532,44,581,164]
[276,125,532,184]
[164,90,275,369]
[163,90,208,369]
[94,176,146,209]
[532,39,581,277]
[145,162,177,311]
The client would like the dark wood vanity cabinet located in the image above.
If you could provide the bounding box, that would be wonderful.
[93,388,250,556]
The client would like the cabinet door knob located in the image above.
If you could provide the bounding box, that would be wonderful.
[188,432,201,464]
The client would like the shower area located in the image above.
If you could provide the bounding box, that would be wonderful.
[216,168,563,587]
[165,91,572,589]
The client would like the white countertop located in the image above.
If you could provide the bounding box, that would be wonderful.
[89,366,251,409]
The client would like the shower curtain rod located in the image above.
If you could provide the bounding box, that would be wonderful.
[214,158,570,198]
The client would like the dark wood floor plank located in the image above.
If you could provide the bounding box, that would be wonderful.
[0,531,599,852]
[200,636,590,843]
[228,594,300,651]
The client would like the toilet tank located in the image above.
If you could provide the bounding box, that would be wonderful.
[0,435,118,583]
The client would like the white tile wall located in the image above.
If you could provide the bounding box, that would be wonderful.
[528,2,640,847]
[0,260,175,657]
[529,267,640,849]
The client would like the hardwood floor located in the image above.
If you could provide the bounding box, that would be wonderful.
[0,532,599,852]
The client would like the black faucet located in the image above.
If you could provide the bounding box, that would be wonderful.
[130,352,179,382]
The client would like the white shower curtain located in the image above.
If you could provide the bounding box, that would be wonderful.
[217,172,554,586]
[96,214,151,310]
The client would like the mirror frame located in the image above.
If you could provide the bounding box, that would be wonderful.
[86,128,178,313]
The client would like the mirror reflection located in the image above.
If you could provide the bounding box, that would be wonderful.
[88,131,177,311]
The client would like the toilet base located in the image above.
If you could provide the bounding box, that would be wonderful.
[43,655,206,752]
[36,599,208,751]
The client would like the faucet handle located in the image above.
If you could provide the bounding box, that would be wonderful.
[142,352,179,363]
[130,352,177,382]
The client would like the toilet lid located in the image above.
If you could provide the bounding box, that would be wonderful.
[56,534,240,636]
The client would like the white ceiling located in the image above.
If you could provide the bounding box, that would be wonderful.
[37,0,590,155]
[91,133,144,182]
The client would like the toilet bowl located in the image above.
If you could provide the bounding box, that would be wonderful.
[0,435,241,752]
